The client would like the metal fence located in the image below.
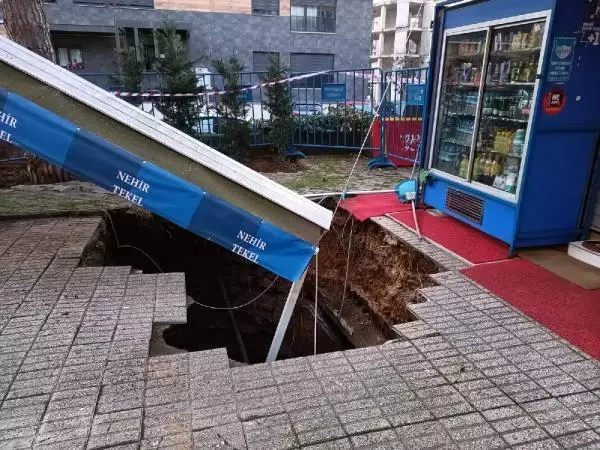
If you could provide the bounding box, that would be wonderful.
[370,67,429,167]
[80,67,429,165]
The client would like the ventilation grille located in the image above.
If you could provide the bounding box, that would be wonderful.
[445,188,484,224]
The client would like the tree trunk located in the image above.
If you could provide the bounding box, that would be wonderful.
[3,0,55,60]
[2,0,71,184]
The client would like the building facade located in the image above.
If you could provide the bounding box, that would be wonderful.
[371,0,436,70]
[30,0,371,83]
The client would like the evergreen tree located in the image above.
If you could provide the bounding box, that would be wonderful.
[154,19,197,94]
[212,56,250,160]
[262,55,292,157]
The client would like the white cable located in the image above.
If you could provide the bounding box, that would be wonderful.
[338,217,354,317]
[314,252,318,356]
[326,80,393,229]
[102,209,278,311]
[102,210,165,273]
[192,276,279,310]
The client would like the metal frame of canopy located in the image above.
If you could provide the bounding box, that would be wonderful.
[0,37,332,362]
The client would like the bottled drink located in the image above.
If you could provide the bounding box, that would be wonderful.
[459,154,469,178]
[512,129,526,155]
[521,62,531,83]
[483,95,493,115]
[492,63,501,83]
[510,63,520,83]
[484,154,493,178]
[527,58,536,82]
[475,154,486,180]
[501,61,511,83]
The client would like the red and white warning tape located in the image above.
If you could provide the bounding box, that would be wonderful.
[111,69,385,98]
[112,70,332,98]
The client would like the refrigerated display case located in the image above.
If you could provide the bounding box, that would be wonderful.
[423,0,600,250]
[430,19,547,199]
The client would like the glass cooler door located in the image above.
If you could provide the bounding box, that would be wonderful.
[431,30,488,179]
[473,20,545,195]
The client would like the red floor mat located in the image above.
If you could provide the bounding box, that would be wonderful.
[388,210,509,264]
[462,259,600,360]
[339,193,412,222]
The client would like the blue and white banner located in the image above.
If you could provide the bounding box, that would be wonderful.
[0,89,315,281]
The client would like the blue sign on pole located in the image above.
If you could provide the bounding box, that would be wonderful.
[406,84,426,106]
[548,37,577,84]
[321,84,346,102]
[239,86,253,103]
[0,89,316,282]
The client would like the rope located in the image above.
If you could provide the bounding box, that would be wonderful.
[314,251,319,356]
[102,210,165,273]
[192,276,279,311]
[325,80,393,228]
[338,217,354,317]
[102,210,279,311]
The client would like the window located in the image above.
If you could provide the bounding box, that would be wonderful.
[56,48,84,70]
[253,52,279,72]
[252,0,279,15]
[290,53,334,88]
[291,0,336,33]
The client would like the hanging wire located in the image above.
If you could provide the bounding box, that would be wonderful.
[103,210,164,273]
[324,80,393,233]
[338,217,354,317]
[102,209,279,311]
[192,276,279,311]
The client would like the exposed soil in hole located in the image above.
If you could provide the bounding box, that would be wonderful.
[305,206,439,347]
[97,204,437,364]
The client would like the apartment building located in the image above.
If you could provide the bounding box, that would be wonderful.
[3,0,367,84]
[371,0,436,70]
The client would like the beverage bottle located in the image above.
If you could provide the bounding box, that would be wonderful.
[492,94,499,116]
[521,32,530,49]
[493,63,501,83]
[459,154,469,178]
[502,62,509,82]
[475,154,485,179]
[510,63,519,83]
[521,62,531,83]
[484,154,492,178]
[528,59,536,82]
[491,157,499,177]
[473,155,481,179]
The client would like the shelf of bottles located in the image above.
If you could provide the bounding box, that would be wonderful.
[432,19,546,196]
[473,21,545,194]
[432,30,488,180]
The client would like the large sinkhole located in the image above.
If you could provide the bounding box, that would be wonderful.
[90,204,438,365]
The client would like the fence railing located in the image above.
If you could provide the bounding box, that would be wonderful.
[79,67,429,164]
[372,67,429,166]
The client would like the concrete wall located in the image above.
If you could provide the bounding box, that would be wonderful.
[44,0,371,73]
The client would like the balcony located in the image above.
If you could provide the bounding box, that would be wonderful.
[291,15,335,33]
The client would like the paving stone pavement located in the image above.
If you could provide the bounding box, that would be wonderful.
[1,215,599,449]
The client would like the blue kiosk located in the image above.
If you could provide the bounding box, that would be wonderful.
[422,0,600,252]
